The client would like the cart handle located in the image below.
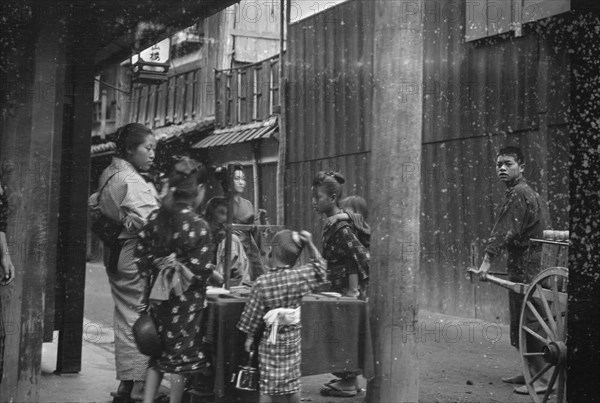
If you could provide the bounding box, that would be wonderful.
[466,268,567,304]
[466,267,527,295]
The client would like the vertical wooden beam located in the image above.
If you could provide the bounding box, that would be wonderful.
[567,3,600,402]
[0,1,67,399]
[252,143,260,213]
[100,89,107,138]
[223,164,235,290]
[275,0,289,226]
[367,1,423,401]
[54,19,96,373]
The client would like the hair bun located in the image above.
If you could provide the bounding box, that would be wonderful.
[332,172,345,184]
[324,171,345,184]
[173,156,200,175]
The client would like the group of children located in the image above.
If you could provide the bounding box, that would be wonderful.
[133,158,371,403]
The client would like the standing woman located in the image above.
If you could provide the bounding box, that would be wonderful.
[229,164,264,281]
[89,123,160,400]
[311,171,370,398]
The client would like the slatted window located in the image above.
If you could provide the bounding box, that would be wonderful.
[466,0,570,42]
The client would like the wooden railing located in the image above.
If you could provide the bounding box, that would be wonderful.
[129,66,215,128]
[215,55,280,128]
[128,54,280,130]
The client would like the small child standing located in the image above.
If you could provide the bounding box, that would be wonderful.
[237,230,327,403]
[328,195,371,248]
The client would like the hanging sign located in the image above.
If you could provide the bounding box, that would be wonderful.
[131,38,171,84]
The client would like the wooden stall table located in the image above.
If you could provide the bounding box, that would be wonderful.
[200,288,374,402]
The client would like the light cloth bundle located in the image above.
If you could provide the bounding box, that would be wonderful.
[263,307,301,344]
[149,253,196,301]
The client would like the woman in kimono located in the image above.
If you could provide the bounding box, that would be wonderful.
[135,157,222,403]
[224,164,265,281]
[311,171,370,397]
[88,123,160,400]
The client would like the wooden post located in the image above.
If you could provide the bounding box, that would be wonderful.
[567,3,600,401]
[100,89,107,138]
[275,0,289,226]
[54,31,96,373]
[252,143,260,215]
[223,164,235,289]
[0,2,67,399]
[367,1,423,401]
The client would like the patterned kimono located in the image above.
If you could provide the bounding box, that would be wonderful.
[135,202,215,374]
[237,257,327,395]
[322,220,370,295]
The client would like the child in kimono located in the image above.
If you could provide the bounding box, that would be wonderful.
[339,195,371,248]
[135,157,223,403]
[237,230,327,403]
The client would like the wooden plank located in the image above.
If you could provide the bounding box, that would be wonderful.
[156,81,166,127]
[324,15,336,160]
[56,57,94,373]
[175,74,185,124]
[138,85,149,126]
[345,2,359,154]
[184,70,194,121]
[146,83,157,127]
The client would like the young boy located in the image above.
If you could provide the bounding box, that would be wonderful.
[237,230,327,403]
[476,146,551,395]
[328,195,370,248]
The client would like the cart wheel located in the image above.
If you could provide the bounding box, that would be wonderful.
[519,267,568,403]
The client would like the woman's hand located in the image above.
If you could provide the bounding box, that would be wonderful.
[0,255,15,285]
[153,253,177,271]
[209,270,224,286]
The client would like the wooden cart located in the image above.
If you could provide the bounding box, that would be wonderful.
[468,234,569,403]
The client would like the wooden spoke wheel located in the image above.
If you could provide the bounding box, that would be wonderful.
[519,267,568,403]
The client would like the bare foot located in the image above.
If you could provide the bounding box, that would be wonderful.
[116,380,133,395]
[129,381,145,400]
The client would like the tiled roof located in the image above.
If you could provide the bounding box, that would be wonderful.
[90,118,215,156]
[192,116,278,149]
[152,118,215,142]
[90,141,116,156]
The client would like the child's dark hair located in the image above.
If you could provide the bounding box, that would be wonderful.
[215,162,245,195]
[312,171,345,203]
[497,146,525,165]
[340,195,368,220]
[162,157,207,213]
[271,230,303,266]
[115,123,153,159]
[204,196,228,222]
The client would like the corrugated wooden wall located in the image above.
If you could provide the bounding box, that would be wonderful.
[421,6,570,320]
[284,0,570,322]
[285,0,374,246]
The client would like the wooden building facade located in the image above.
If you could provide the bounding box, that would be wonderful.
[285,0,570,322]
